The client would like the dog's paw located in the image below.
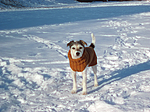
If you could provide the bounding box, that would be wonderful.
[71,90,77,94]
[82,91,87,95]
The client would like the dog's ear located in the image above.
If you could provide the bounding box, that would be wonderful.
[67,41,74,48]
[79,40,87,46]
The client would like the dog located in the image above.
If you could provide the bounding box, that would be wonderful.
[67,33,98,95]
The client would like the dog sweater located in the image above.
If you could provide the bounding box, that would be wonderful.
[68,47,97,72]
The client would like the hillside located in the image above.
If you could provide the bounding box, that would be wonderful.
[0,0,77,9]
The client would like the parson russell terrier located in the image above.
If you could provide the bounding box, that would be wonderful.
[67,33,98,95]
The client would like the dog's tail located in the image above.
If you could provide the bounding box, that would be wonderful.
[89,33,96,48]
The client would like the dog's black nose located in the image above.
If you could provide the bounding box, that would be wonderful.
[76,52,80,56]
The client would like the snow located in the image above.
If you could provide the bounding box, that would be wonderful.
[0,0,150,112]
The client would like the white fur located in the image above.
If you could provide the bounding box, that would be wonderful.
[91,33,96,46]
[71,70,77,94]
[82,67,87,95]
[70,44,84,59]
[92,65,98,87]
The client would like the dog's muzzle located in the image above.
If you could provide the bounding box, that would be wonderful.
[76,52,80,56]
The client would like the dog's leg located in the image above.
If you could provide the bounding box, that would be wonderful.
[92,65,98,87]
[71,70,77,94]
[82,68,87,95]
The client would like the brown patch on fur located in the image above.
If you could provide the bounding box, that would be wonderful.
[67,40,87,48]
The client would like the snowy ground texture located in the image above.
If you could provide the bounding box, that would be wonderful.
[1,1,150,112]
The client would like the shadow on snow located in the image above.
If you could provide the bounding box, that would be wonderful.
[89,60,150,94]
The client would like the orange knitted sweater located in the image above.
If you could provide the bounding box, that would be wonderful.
[68,47,97,72]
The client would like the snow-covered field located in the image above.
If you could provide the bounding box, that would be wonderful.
[0,1,150,112]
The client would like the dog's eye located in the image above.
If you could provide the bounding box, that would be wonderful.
[79,47,82,49]
[72,47,75,49]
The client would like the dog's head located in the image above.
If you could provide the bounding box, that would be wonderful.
[67,40,87,59]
